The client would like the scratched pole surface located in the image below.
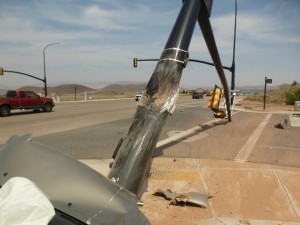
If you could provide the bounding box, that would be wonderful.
[108,0,201,197]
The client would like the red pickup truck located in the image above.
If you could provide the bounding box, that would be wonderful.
[0,90,55,116]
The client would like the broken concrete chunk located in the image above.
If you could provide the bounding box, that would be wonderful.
[154,189,212,208]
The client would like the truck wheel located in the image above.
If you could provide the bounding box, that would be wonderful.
[43,103,53,112]
[0,105,11,117]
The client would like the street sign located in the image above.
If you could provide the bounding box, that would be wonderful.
[264,77,272,110]
[266,78,272,84]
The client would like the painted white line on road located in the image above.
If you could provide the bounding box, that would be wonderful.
[255,145,300,152]
[156,111,240,149]
[235,113,272,162]
[156,118,221,148]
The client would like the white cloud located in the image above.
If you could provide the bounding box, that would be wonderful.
[0,0,299,88]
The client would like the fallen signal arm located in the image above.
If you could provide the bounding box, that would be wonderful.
[108,0,231,200]
[197,3,232,120]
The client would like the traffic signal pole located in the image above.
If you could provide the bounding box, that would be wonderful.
[2,70,46,92]
[109,0,232,198]
[2,70,44,83]
[108,0,202,197]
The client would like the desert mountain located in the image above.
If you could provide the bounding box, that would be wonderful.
[13,83,147,96]
[100,83,146,92]
[18,84,95,96]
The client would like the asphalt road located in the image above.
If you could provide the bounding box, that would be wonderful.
[1,95,299,168]
[0,96,210,157]
[0,98,136,144]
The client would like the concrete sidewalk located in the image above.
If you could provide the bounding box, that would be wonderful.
[79,158,300,225]
[79,109,300,225]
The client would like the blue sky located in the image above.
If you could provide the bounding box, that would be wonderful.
[0,0,299,89]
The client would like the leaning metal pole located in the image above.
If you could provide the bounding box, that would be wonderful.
[230,0,237,105]
[108,0,202,197]
[197,4,232,122]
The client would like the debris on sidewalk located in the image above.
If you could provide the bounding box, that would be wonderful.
[275,123,284,129]
[275,118,289,129]
[154,189,212,208]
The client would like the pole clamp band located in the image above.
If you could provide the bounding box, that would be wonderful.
[159,47,189,67]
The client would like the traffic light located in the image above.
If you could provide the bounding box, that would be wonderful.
[207,90,214,108]
[214,110,226,118]
[0,68,3,75]
[207,85,226,118]
[207,85,222,110]
[133,58,138,68]
[212,87,221,109]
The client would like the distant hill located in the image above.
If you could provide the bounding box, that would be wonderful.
[12,83,285,97]
[18,84,95,96]
[100,83,147,92]
[16,83,147,96]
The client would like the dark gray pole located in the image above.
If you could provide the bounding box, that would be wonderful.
[43,43,59,97]
[4,70,44,82]
[197,4,232,122]
[231,0,237,105]
[108,0,201,197]
[264,77,267,110]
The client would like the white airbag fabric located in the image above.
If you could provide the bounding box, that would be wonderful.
[0,177,55,225]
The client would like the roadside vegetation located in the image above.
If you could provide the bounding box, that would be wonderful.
[245,81,300,105]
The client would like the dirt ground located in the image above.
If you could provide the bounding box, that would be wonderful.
[236,99,295,112]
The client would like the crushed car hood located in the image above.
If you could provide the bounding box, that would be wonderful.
[0,134,150,225]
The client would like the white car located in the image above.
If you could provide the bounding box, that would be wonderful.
[135,92,143,101]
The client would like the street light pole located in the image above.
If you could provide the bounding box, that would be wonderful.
[43,43,59,97]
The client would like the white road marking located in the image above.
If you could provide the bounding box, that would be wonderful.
[255,145,300,152]
[235,113,272,162]
[156,118,221,148]
[157,111,240,148]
